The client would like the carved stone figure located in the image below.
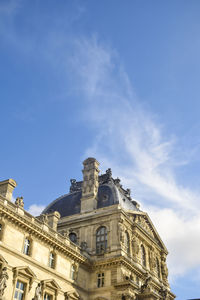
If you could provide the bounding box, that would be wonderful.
[141,276,152,293]
[131,237,139,255]
[149,250,157,271]
[159,287,168,300]
[161,257,168,281]
[118,222,124,243]
[33,283,42,300]
[15,196,24,208]
[80,241,87,251]
[0,267,9,298]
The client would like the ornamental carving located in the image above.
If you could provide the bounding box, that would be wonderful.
[141,275,152,293]
[0,267,9,299]
[33,283,42,300]
[161,257,168,281]
[131,236,139,255]
[134,215,154,237]
[159,287,168,300]
[121,293,136,300]
[149,250,157,271]
[118,222,125,243]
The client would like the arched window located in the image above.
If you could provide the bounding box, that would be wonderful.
[156,258,160,278]
[96,226,107,254]
[124,231,130,254]
[141,245,146,267]
[69,232,77,244]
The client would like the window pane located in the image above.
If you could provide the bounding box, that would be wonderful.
[20,282,24,290]
[14,291,18,298]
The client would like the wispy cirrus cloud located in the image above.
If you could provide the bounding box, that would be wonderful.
[69,36,200,280]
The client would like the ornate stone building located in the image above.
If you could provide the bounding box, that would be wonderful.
[0,158,175,300]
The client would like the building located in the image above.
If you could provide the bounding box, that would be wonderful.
[0,158,175,300]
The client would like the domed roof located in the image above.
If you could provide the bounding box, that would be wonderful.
[42,169,140,218]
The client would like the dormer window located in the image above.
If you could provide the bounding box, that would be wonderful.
[96,226,107,254]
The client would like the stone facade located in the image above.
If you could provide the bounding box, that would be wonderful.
[0,158,175,300]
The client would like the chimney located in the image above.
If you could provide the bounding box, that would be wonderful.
[81,158,100,213]
[0,179,17,201]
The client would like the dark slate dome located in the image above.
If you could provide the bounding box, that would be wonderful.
[42,169,140,218]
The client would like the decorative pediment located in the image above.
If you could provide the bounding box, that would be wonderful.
[133,213,167,251]
[65,290,80,300]
[41,279,61,291]
[13,266,36,290]
[13,266,36,278]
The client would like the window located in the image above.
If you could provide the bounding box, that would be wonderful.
[23,238,30,255]
[0,223,4,240]
[14,280,25,300]
[97,273,104,288]
[69,232,77,244]
[49,252,55,268]
[124,231,130,254]
[44,293,52,300]
[96,226,107,254]
[141,245,146,267]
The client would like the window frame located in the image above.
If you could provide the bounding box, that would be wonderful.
[0,220,5,241]
[96,226,107,254]
[41,279,60,300]
[48,251,56,269]
[22,235,33,256]
[12,266,36,300]
[23,238,30,255]
[97,272,105,288]
[14,280,26,300]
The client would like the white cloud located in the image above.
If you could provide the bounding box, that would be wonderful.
[28,204,45,216]
[69,36,200,281]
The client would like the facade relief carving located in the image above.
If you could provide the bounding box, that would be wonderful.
[118,222,125,244]
[131,236,139,256]
[33,283,42,300]
[159,287,168,300]
[134,215,154,238]
[0,267,9,299]
[141,275,152,293]
[149,250,157,271]
[161,256,168,282]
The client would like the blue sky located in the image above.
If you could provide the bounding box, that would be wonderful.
[1,0,200,298]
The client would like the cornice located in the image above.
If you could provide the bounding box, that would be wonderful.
[0,198,88,265]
